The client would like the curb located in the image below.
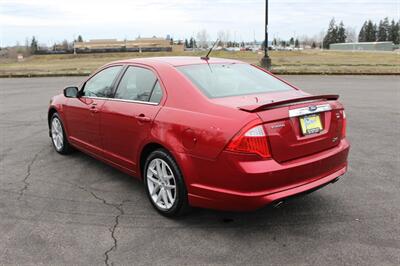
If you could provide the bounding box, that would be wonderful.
[0,73,91,78]
[1,72,399,78]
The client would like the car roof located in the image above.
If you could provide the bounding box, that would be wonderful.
[110,56,244,67]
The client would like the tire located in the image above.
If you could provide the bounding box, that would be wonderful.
[50,113,73,155]
[143,149,190,217]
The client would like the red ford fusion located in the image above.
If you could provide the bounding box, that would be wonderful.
[48,57,350,217]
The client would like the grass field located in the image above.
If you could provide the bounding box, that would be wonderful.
[0,50,399,77]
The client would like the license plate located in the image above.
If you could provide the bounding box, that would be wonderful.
[299,114,323,135]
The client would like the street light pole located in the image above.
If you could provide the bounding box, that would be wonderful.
[261,0,272,69]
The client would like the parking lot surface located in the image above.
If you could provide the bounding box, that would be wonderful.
[1,75,399,265]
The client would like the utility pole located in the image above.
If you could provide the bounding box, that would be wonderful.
[261,0,272,69]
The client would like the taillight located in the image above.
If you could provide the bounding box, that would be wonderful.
[226,119,271,158]
[341,110,347,138]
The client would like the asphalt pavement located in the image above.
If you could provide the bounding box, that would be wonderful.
[0,75,399,265]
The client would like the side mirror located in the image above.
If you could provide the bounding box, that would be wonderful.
[63,86,79,98]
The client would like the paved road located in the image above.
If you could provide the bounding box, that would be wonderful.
[1,76,399,265]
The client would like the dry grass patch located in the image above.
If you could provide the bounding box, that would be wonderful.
[0,50,398,76]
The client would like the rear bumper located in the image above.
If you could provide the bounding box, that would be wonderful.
[185,139,350,211]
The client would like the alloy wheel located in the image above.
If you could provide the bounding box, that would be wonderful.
[51,117,64,151]
[146,158,177,210]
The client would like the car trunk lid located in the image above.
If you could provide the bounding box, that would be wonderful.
[237,94,344,163]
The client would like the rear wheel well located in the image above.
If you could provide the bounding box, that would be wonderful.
[139,143,167,178]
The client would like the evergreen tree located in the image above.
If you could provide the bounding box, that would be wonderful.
[184,39,189,48]
[364,20,377,42]
[30,36,38,54]
[358,21,367,42]
[295,39,300,48]
[323,18,338,49]
[77,35,83,42]
[337,21,347,43]
[189,37,194,48]
[289,37,295,46]
[372,23,378,41]
[377,18,390,41]
[311,42,317,49]
[388,19,400,44]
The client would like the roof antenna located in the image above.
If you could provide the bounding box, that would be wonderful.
[201,39,219,61]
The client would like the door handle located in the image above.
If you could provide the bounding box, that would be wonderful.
[137,114,151,122]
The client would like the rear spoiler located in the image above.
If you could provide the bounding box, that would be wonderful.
[238,94,339,112]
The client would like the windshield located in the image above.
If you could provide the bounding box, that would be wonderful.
[178,63,293,98]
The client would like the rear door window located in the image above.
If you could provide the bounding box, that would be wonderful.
[115,66,161,102]
[149,81,163,103]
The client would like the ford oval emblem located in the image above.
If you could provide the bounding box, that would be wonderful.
[309,105,317,112]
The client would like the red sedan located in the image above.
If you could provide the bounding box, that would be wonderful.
[48,57,350,217]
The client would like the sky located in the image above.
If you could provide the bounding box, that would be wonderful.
[0,0,398,47]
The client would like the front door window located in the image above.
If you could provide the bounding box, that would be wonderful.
[83,66,123,98]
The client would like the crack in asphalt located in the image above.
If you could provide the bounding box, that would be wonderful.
[104,201,128,266]
[14,143,128,265]
[78,185,129,266]
[17,148,45,200]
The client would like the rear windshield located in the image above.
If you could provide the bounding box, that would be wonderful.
[178,63,293,98]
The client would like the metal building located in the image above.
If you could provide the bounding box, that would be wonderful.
[330,42,394,51]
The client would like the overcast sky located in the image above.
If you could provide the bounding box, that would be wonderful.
[0,0,398,46]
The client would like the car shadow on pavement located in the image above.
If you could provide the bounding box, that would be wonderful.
[179,193,343,228]
[65,149,347,230]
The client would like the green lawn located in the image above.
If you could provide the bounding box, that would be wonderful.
[0,50,399,77]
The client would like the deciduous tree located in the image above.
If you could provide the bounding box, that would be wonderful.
[196,29,209,48]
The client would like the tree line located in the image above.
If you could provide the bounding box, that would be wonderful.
[359,18,399,43]
[271,37,300,48]
[184,37,197,48]
[15,17,400,55]
[28,35,84,54]
[323,17,399,49]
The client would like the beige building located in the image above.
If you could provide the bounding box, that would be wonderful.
[74,37,183,53]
